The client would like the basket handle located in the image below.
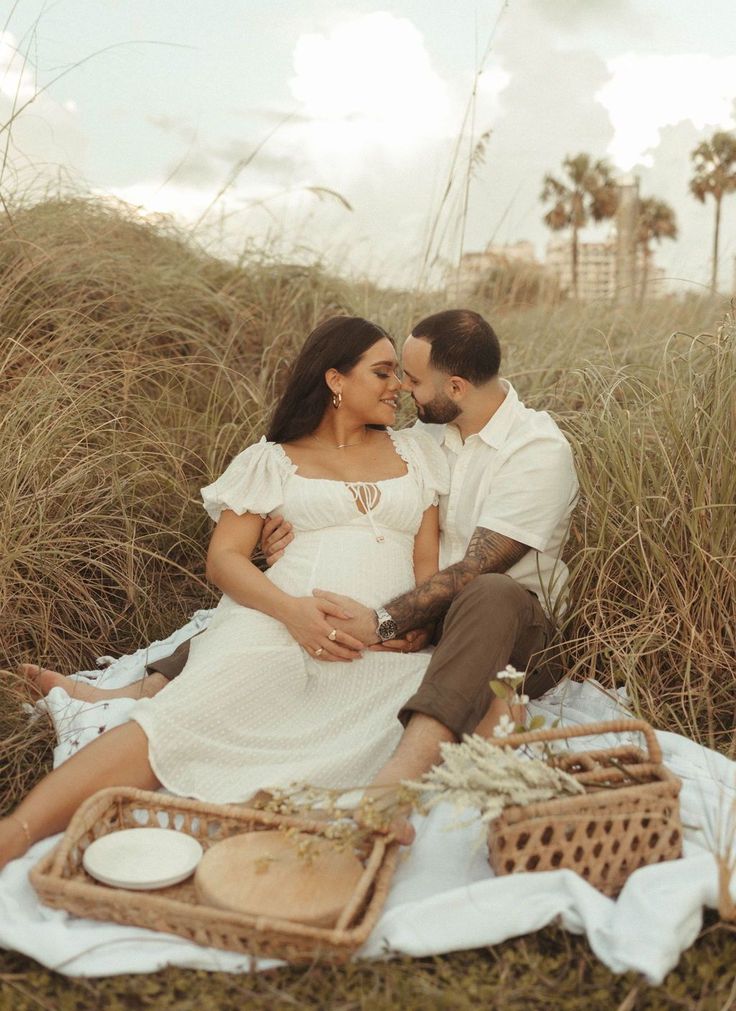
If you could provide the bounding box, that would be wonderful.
[488,719,662,765]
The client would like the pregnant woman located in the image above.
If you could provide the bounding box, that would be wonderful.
[0,315,448,867]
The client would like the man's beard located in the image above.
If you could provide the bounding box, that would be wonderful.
[415,393,460,425]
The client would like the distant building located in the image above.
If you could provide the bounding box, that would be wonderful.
[546,238,616,302]
[450,242,538,300]
[450,230,666,304]
[545,237,667,301]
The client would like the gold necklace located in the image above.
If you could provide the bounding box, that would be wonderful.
[310,429,368,450]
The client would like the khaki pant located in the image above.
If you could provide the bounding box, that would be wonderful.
[398,573,561,738]
[147,573,563,740]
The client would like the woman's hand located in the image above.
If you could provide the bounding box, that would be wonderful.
[281,596,366,661]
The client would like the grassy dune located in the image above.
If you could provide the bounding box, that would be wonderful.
[0,197,734,1006]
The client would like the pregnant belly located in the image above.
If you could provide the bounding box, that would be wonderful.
[267,526,416,608]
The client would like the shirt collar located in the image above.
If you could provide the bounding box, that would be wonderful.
[442,379,518,452]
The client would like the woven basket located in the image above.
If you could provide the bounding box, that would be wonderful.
[486,719,682,896]
[30,787,398,964]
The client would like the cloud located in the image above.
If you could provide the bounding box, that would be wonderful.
[0,31,85,190]
[631,117,736,289]
[526,0,632,27]
[0,31,36,103]
[146,113,198,143]
[163,149,223,187]
[216,139,303,179]
[102,174,362,272]
[288,12,453,159]
[76,13,510,286]
[597,54,736,170]
[457,10,614,257]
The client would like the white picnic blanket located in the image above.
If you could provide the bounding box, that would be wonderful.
[0,611,734,983]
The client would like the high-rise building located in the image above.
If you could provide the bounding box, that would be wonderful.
[545,237,666,301]
[545,239,617,302]
[450,221,667,303]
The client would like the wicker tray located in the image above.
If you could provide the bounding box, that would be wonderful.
[487,719,682,896]
[30,787,399,964]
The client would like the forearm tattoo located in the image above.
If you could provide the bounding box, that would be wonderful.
[386,527,530,635]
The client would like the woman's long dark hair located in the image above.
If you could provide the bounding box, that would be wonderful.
[267,316,393,443]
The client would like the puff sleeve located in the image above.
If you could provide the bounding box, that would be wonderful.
[200,438,294,523]
[394,428,450,510]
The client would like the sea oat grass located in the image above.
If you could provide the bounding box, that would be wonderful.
[556,320,736,748]
[0,668,53,817]
[1,195,734,784]
[0,196,734,999]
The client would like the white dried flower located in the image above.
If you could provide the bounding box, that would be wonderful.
[495,664,523,682]
[516,694,530,706]
[404,734,584,825]
[492,714,515,738]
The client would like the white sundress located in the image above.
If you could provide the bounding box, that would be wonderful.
[130,427,449,802]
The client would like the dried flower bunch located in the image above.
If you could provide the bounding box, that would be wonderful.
[404,734,584,825]
[249,666,576,842]
[249,784,407,845]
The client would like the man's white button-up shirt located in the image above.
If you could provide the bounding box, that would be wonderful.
[417,380,579,617]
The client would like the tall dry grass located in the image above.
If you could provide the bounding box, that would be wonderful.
[468,291,735,749]
[556,321,735,747]
[0,195,734,813]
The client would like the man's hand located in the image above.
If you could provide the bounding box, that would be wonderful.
[311,589,379,645]
[260,514,294,566]
[282,596,366,661]
[367,626,434,653]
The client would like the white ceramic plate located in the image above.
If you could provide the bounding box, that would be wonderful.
[82,828,203,890]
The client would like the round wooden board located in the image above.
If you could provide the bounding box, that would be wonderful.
[194,830,364,927]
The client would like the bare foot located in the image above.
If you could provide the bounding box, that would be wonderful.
[18,664,167,702]
[355,785,416,846]
[19,663,108,702]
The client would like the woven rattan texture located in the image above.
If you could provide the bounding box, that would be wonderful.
[29,787,398,964]
[487,720,683,896]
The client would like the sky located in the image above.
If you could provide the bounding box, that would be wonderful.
[2,0,736,291]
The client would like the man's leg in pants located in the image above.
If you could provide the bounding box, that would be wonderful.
[372,573,560,790]
[144,638,192,680]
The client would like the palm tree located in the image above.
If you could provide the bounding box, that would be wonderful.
[540,154,618,298]
[690,131,736,291]
[636,197,677,303]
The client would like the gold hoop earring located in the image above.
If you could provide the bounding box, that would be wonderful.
[332,391,342,409]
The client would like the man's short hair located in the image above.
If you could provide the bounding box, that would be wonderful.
[411,309,501,385]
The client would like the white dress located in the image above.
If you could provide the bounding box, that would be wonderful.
[130,428,449,803]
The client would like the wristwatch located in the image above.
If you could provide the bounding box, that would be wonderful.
[374,606,398,642]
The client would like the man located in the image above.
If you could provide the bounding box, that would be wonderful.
[25,311,578,822]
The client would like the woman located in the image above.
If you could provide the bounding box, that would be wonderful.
[0,316,448,867]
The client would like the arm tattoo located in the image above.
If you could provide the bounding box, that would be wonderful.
[385,527,530,635]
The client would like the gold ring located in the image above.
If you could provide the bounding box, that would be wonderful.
[314,647,324,656]
[328,629,338,641]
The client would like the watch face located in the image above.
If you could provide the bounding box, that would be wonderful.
[378,618,398,641]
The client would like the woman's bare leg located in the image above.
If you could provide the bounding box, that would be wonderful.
[20,664,167,703]
[0,721,160,868]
